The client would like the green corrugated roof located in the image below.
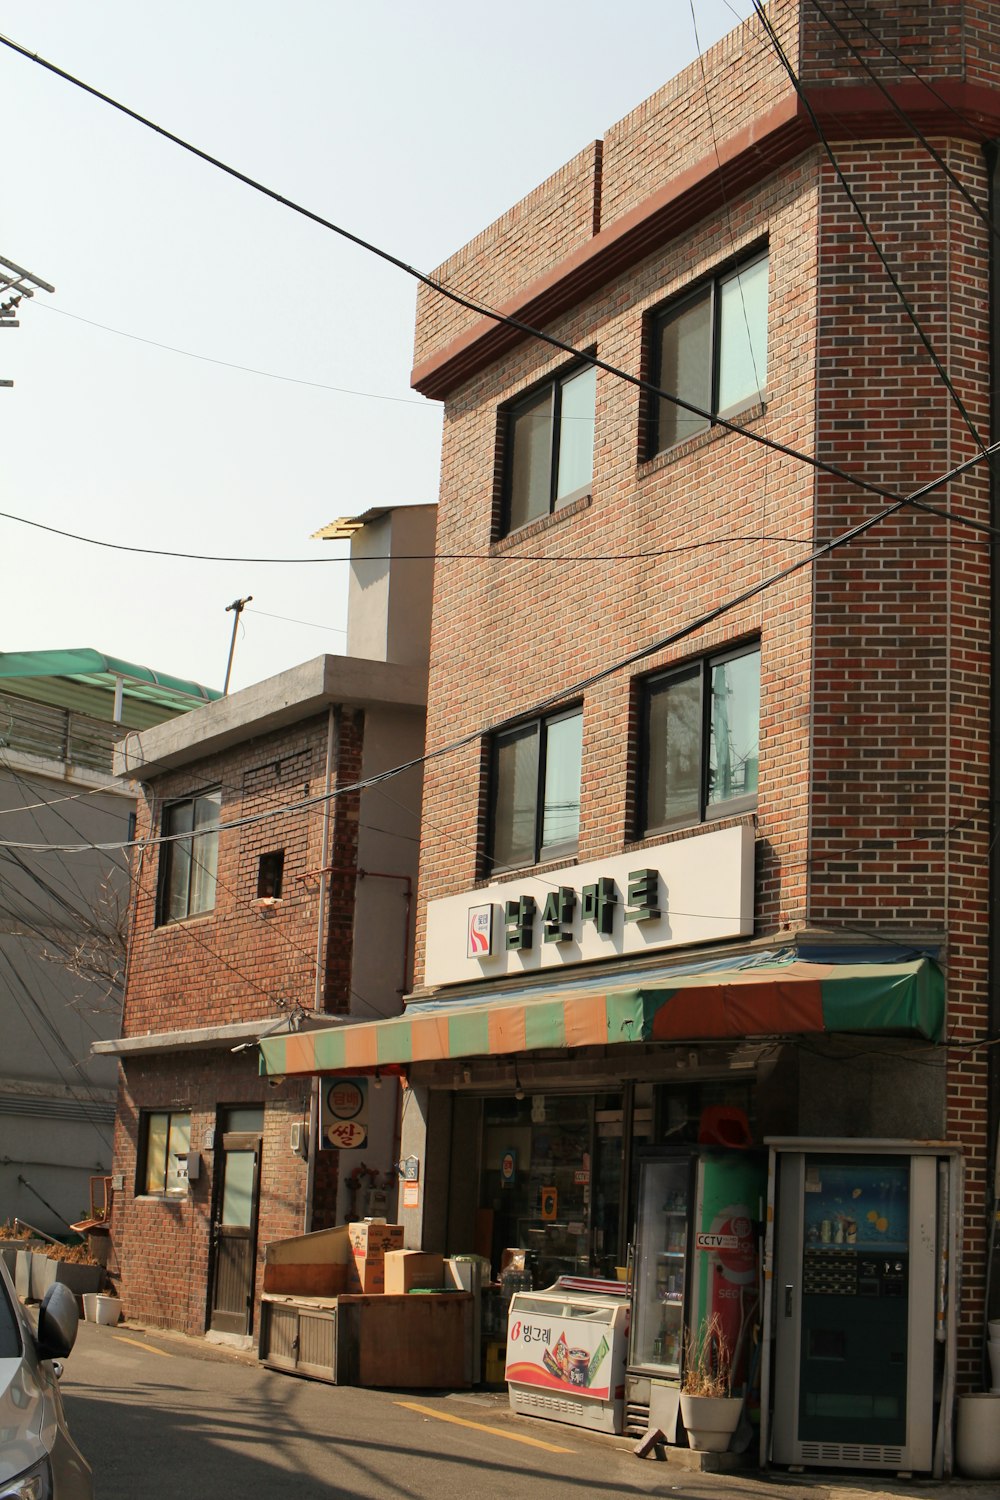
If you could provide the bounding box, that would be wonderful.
[0,649,220,715]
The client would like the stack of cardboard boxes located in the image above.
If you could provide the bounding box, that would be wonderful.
[347,1221,404,1294]
[346,1222,446,1296]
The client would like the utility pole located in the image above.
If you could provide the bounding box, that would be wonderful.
[223,596,253,695]
[0,255,55,388]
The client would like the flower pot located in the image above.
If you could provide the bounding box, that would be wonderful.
[83,1293,121,1325]
[956,1393,1000,1479]
[679,1392,743,1453]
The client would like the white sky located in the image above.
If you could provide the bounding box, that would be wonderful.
[0,1,754,694]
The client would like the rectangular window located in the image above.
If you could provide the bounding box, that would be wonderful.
[488,706,583,872]
[649,251,768,454]
[157,790,221,924]
[640,644,760,834]
[504,363,596,534]
[140,1110,191,1196]
[256,850,284,900]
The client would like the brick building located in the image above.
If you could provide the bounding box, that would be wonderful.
[99,505,433,1342]
[257,1,1000,1474]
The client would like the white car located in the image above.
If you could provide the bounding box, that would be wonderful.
[0,1258,94,1498]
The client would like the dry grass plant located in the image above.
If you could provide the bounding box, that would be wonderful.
[681,1311,733,1398]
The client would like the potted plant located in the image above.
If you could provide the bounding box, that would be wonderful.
[679,1313,743,1453]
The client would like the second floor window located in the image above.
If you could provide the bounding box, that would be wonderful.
[157,789,221,924]
[640,645,760,834]
[488,706,583,872]
[649,251,768,454]
[504,363,596,535]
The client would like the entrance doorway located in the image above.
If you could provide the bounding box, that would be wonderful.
[208,1107,264,1336]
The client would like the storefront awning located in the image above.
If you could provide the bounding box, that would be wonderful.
[258,956,943,1078]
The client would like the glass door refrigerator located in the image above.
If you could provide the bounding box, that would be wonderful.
[626,1148,766,1439]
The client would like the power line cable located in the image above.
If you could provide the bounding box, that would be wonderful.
[1,505,997,563]
[33,300,433,407]
[3,432,999,857]
[2,29,995,541]
[749,0,988,458]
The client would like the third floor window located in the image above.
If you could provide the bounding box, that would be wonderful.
[648,251,768,454]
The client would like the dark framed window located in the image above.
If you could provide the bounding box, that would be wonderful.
[639,644,760,834]
[503,362,596,535]
[139,1110,191,1197]
[257,850,284,900]
[488,706,583,872]
[157,789,221,925]
[648,251,768,454]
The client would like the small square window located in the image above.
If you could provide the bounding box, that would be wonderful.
[502,362,596,535]
[649,251,768,455]
[156,790,221,925]
[257,850,284,900]
[639,645,760,835]
[139,1110,191,1197]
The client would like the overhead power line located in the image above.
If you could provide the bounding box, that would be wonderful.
[1,28,995,542]
[3,434,999,857]
[34,301,432,408]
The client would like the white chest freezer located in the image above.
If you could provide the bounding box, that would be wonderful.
[506,1276,630,1434]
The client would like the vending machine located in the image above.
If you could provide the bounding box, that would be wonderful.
[769,1147,939,1472]
[625,1148,766,1438]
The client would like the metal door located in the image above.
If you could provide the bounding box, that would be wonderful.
[209,1131,261,1335]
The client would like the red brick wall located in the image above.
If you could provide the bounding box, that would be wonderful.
[412,0,996,1392]
[415,158,819,982]
[112,709,366,1333]
[109,1055,311,1337]
[810,136,993,1383]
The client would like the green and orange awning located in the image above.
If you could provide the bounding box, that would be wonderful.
[258,956,943,1078]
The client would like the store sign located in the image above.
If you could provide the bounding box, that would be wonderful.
[320,1077,368,1151]
[425,826,754,987]
[467,904,493,957]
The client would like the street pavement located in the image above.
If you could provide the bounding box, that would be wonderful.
[57,1319,995,1499]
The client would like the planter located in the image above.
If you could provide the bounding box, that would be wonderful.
[15,1248,44,1300]
[0,1243,22,1278]
[82,1293,122,1326]
[32,1257,104,1300]
[956,1393,1000,1479]
[679,1392,743,1453]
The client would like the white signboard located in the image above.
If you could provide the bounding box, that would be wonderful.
[424,825,753,988]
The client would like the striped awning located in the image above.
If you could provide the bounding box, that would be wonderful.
[258,956,943,1078]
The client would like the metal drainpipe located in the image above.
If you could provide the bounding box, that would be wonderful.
[986,138,1000,1327]
[304,705,339,1233]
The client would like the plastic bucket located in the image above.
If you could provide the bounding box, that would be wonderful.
[956,1393,1000,1478]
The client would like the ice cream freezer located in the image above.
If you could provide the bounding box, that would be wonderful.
[505,1276,630,1434]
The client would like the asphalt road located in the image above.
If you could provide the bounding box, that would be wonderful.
[57,1320,991,1500]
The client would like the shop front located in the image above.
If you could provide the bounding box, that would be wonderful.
[258,827,952,1462]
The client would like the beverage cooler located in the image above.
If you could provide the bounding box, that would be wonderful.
[625,1148,766,1439]
[769,1147,940,1472]
[505,1276,631,1433]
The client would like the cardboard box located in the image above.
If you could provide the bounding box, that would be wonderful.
[346,1257,385,1294]
[348,1222,404,1256]
[383,1250,444,1295]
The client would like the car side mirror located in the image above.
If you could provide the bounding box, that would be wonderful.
[35,1281,79,1361]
